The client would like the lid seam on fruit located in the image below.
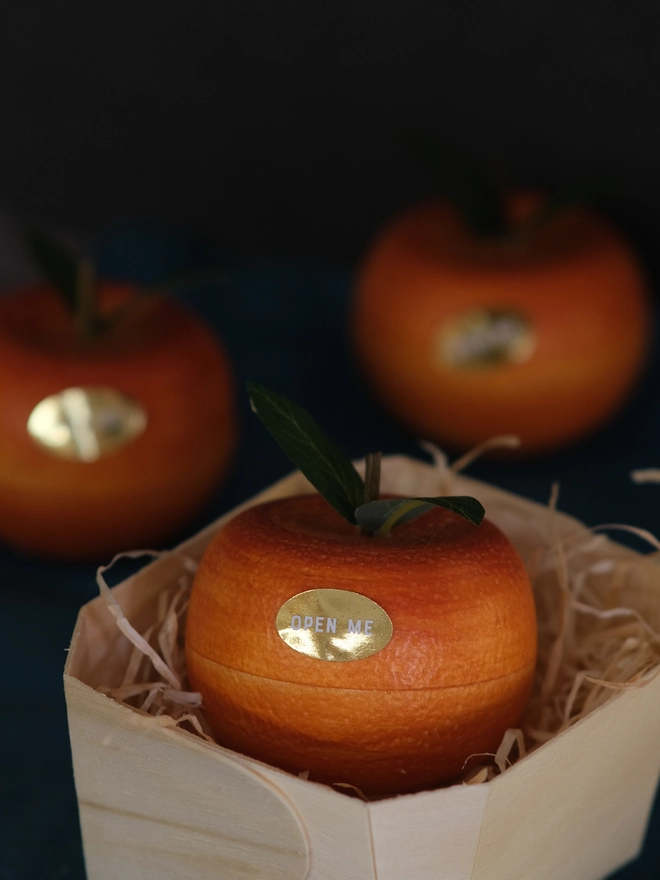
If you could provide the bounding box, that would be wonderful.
[187,647,536,692]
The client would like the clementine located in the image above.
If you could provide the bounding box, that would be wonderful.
[186,492,537,796]
[352,195,651,454]
[0,283,236,560]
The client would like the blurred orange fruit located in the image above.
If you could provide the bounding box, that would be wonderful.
[186,492,537,796]
[352,195,651,454]
[0,283,236,560]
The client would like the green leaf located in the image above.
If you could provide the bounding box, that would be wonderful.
[248,382,365,524]
[355,496,485,536]
[24,227,79,313]
[400,128,508,238]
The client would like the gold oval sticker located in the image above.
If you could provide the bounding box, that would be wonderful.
[276,589,393,662]
[27,386,148,462]
[438,308,536,368]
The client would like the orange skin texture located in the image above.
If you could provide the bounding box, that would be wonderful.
[352,197,652,454]
[186,493,537,796]
[0,284,236,560]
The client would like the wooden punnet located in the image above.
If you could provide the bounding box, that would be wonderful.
[64,456,660,880]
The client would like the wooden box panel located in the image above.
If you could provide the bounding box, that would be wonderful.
[66,678,310,880]
[472,674,660,880]
[64,457,660,880]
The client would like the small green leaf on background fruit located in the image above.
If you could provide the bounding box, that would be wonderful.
[25,228,79,313]
[248,382,365,524]
[355,496,485,536]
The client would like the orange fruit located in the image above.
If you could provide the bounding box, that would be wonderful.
[186,492,537,796]
[0,283,236,560]
[352,195,651,454]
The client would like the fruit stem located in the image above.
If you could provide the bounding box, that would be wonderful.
[360,452,382,537]
[363,452,381,504]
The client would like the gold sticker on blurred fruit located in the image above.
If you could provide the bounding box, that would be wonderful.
[27,386,147,462]
[276,589,393,662]
[438,308,536,368]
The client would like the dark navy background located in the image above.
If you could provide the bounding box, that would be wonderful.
[1,3,660,276]
[1,225,659,879]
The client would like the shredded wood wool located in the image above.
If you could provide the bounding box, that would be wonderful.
[96,445,660,794]
[96,549,213,743]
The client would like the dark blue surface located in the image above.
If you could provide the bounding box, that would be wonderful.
[2,233,660,879]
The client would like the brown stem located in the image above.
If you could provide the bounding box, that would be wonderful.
[363,452,382,504]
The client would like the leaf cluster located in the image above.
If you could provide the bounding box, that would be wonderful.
[401,128,611,240]
[25,228,105,339]
[248,383,484,535]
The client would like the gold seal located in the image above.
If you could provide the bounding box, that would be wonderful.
[276,589,393,662]
[438,308,537,368]
[27,386,147,462]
